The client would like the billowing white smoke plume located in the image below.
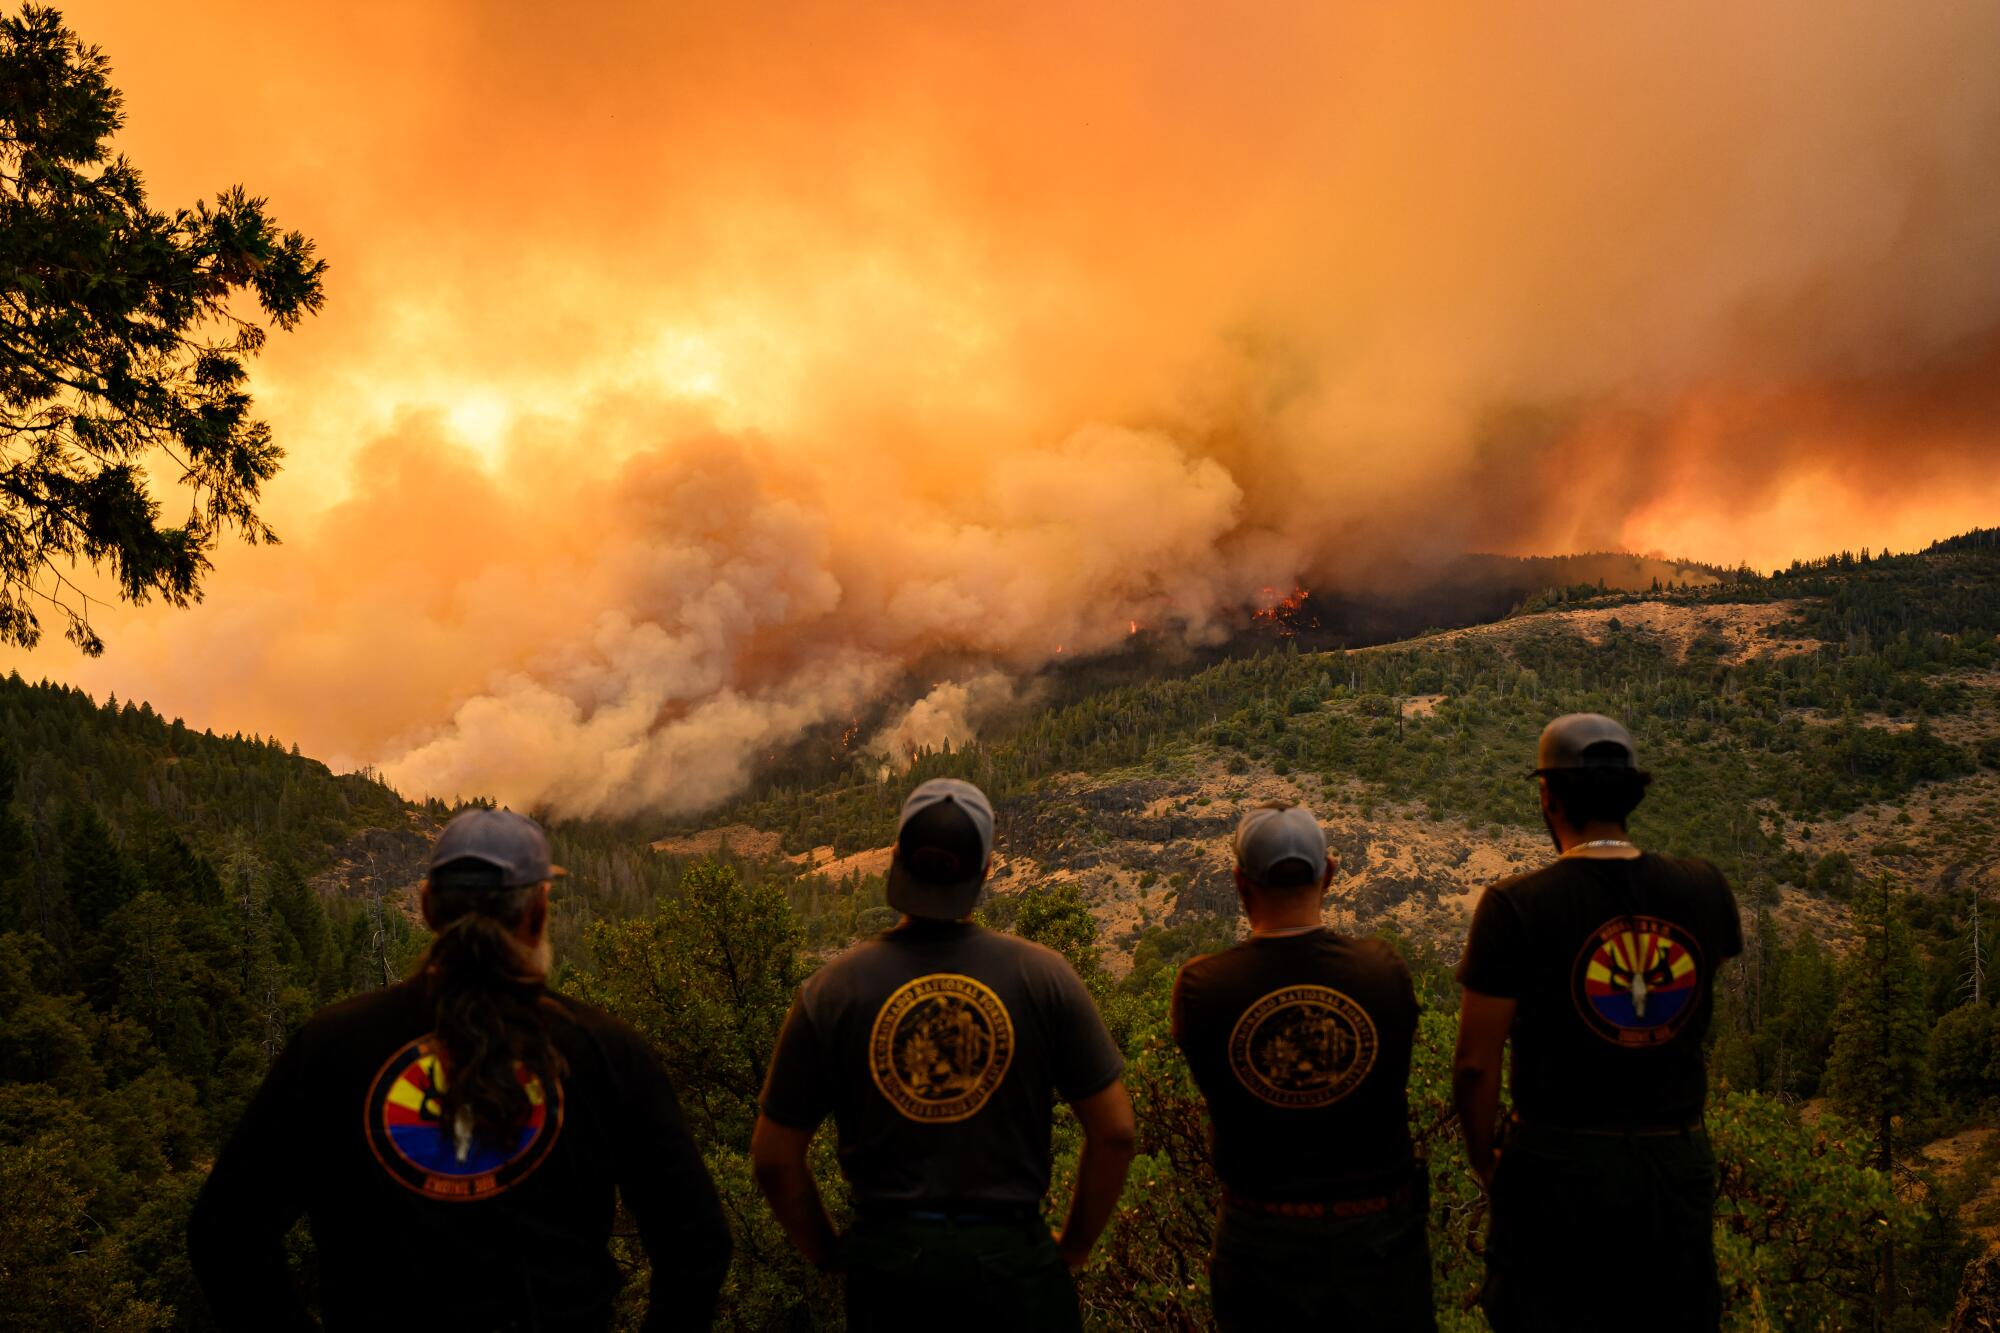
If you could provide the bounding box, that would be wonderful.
[380,426,1255,815]
[20,0,2000,819]
[869,673,1021,768]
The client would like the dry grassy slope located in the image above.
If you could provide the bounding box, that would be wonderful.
[1925,1127,2000,1252]
[983,594,1981,966]
[980,764,1551,975]
[1771,668,2000,949]
[1387,598,1821,664]
[650,824,786,860]
[665,595,2000,970]
[1393,599,2000,948]
[1775,780,2000,950]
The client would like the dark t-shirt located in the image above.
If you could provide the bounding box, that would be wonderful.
[1171,929,1419,1200]
[188,978,730,1333]
[1456,852,1744,1129]
[759,919,1125,1206]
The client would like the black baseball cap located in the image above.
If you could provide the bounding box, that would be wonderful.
[884,778,995,921]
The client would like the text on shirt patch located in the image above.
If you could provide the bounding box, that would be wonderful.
[1572,916,1704,1046]
[869,974,1016,1123]
[1227,985,1379,1108]
[363,1036,563,1201]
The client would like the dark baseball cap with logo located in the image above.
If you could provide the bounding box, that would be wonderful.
[884,778,996,921]
[427,808,566,890]
[1534,713,1639,775]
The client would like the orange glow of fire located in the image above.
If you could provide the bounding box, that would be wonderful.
[1251,585,1312,637]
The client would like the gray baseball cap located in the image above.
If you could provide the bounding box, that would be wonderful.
[884,778,995,921]
[1535,713,1639,774]
[1233,802,1329,885]
[428,808,566,888]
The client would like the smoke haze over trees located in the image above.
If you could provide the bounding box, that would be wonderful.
[6,4,2000,1326]
[4,0,1999,817]
[7,531,2000,1327]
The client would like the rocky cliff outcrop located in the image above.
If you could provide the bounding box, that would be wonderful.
[1948,1250,2000,1332]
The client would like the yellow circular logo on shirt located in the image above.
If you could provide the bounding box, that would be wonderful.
[1228,984,1378,1108]
[870,973,1015,1123]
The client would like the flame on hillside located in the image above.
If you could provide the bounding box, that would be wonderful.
[17,0,2000,819]
[1252,586,1315,638]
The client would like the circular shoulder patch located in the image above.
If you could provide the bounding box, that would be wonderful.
[363,1035,563,1201]
[1227,984,1379,1109]
[1572,915,1705,1047]
[869,973,1016,1123]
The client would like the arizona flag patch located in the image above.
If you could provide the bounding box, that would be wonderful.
[1572,916,1703,1046]
[364,1036,562,1200]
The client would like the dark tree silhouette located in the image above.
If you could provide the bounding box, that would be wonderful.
[0,4,325,654]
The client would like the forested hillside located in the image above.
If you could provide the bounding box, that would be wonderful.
[4,532,1999,1329]
[642,531,2000,1329]
[0,678,439,1325]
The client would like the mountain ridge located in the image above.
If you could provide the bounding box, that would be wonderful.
[5,529,1997,1329]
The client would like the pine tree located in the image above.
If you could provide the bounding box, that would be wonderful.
[0,6,326,654]
[1769,930,1840,1097]
[0,742,32,932]
[219,837,285,1063]
[1929,1003,1996,1109]
[1827,874,1931,1158]
[1825,873,1931,1328]
[57,801,127,933]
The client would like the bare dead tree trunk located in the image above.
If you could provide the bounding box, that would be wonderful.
[1877,871,1895,1331]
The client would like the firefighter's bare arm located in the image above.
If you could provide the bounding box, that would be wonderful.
[1453,989,1517,1188]
[1056,1079,1138,1270]
[751,1114,841,1269]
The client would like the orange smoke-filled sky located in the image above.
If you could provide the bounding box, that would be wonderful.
[14,0,2000,814]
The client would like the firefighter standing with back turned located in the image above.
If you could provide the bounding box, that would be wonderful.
[1453,714,1743,1332]
[189,809,731,1332]
[751,778,1136,1332]
[1174,801,1434,1331]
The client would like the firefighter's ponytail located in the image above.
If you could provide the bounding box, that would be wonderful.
[421,865,566,1154]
